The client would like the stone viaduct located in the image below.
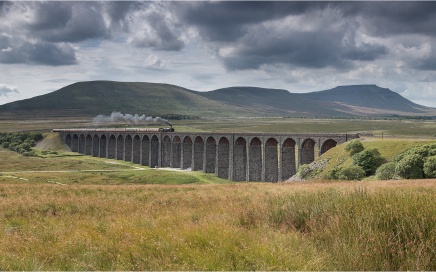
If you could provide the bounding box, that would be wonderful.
[54,129,358,182]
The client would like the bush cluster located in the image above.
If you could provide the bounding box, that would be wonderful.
[330,141,436,181]
[393,144,436,179]
[0,132,43,156]
[344,140,364,156]
[336,140,384,181]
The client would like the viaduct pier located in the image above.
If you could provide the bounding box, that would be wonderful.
[54,129,358,182]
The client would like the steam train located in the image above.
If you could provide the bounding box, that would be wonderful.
[53,125,174,133]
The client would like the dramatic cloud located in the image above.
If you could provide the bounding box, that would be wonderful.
[1,1,436,106]
[0,33,77,65]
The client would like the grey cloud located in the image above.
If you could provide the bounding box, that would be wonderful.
[105,1,137,31]
[131,11,184,51]
[343,43,388,61]
[0,34,77,66]
[29,2,109,43]
[220,25,387,71]
[0,84,19,97]
[174,1,325,42]
[415,57,436,71]
[344,2,436,37]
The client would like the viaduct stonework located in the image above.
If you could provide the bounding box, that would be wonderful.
[54,129,358,182]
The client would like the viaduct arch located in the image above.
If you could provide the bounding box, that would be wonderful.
[55,129,358,182]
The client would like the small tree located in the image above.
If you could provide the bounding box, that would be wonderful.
[424,156,436,178]
[375,162,396,180]
[352,147,383,176]
[338,165,365,181]
[345,140,364,156]
[395,154,424,179]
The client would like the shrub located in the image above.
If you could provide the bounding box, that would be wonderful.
[352,148,383,176]
[424,156,436,178]
[0,132,42,156]
[324,166,342,180]
[395,154,424,179]
[375,162,396,180]
[345,140,364,156]
[297,164,312,179]
[338,165,365,180]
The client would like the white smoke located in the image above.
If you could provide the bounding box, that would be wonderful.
[92,111,168,125]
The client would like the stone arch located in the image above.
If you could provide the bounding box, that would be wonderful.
[85,134,92,155]
[66,134,72,150]
[79,134,86,154]
[132,135,141,164]
[172,136,182,168]
[141,135,150,166]
[116,135,124,160]
[72,134,79,152]
[92,134,99,157]
[150,135,159,168]
[205,137,216,173]
[124,135,133,162]
[100,135,107,158]
[249,137,262,181]
[321,139,337,155]
[265,138,279,182]
[193,136,204,171]
[218,137,230,179]
[162,135,171,167]
[108,135,116,159]
[182,136,192,169]
[234,137,247,181]
[301,138,316,165]
[282,138,296,180]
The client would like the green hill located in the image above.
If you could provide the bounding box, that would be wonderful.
[1,81,435,118]
[0,81,248,117]
[301,85,433,115]
[200,87,348,117]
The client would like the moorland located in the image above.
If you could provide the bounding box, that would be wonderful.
[1,116,436,270]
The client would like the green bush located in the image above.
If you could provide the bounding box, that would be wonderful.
[297,164,312,179]
[395,144,436,163]
[338,165,365,180]
[345,140,364,156]
[375,162,396,180]
[352,148,383,176]
[0,132,42,156]
[395,154,424,179]
[424,156,436,178]
[324,166,342,180]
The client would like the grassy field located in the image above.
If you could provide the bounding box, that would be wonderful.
[1,118,436,270]
[0,181,435,270]
[2,116,436,137]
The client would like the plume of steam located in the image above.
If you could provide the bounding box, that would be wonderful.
[92,111,169,125]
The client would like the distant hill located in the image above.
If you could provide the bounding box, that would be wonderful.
[301,85,432,115]
[0,81,435,118]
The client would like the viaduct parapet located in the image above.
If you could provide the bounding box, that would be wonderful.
[54,129,358,182]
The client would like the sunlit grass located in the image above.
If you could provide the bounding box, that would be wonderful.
[0,181,435,270]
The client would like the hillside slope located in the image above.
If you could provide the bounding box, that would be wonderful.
[0,81,249,117]
[1,81,434,118]
[302,85,432,115]
[200,87,348,117]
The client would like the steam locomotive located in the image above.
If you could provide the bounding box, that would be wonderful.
[52,122,175,133]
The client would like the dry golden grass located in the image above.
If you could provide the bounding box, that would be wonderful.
[1,180,435,270]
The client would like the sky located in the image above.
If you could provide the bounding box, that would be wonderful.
[1,1,436,107]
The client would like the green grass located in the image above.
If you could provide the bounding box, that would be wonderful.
[0,181,434,270]
[316,138,436,179]
[2,117,436,137]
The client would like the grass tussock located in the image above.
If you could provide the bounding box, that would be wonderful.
[0,181,435,270]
